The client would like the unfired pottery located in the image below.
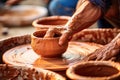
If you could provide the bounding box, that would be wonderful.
[72,28,120,45]
[1,28,120,79]
[66,61,120,80]
[2,41,102,71]
[0,64,65,80]
[31,30,68,58]
[32,16,70,31]
[0,5,48,27]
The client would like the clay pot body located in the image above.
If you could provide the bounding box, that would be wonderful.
[66,61,120,80]
[32,16,70,31]
[31,30,68,58]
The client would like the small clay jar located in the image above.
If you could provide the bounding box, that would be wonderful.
[66,61,120,80]
[32,16,70,31]
[31,30,68,58]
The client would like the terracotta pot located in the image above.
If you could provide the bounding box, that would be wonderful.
[32,16,70,31]
[0,64,65,80]
[31,30,68,58]
[0,5,48,27]
[66,61,120,80]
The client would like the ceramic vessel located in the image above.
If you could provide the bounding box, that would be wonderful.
[31,30,68,58]
[0,64,65,80]
[32,16,70,31]
[66,61,120,80]
[0,5,48,27]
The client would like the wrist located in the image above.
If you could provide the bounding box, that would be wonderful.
[65,25,74,35]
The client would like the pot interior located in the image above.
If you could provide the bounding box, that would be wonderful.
[33,31,61,38]
[74,64,119,77]
[37,18,68,25]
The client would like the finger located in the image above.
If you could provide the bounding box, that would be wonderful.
[101,49,119,60]
[94,47,106,61]
[96,52,104,61]
[109,57,116,61]
[59,31,71,45]
[44,28,55,38]
[83,53,97,61]
[116,39,120,46]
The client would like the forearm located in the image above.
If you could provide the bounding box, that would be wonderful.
[65,0,102,34]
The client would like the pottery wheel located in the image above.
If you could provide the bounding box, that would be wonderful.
[3,41,103,71]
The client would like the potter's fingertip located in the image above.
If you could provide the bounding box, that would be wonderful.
[59,41,63,46]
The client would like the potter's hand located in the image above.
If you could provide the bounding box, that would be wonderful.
[44,27,73,45]
[83,33,120,61]
[5,0,22,6]
[44,28,56,38]
[59,29,73,45]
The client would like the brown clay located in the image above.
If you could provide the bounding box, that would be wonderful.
[66,61,120,80]
[72,28,120,45]
[31,30,68,58]
[3,41,103,71]
[32,16,70,31]
[83,32,120,61]
[75,65,118,77]
[0,64,66,80]
[0,5,45,27]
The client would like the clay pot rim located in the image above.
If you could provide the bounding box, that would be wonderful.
[31,30,60,39]
[0,64,66,80]
[66,61,120,80]
[32,16,71,28]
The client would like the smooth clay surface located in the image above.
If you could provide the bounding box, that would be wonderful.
[31,30,68,58]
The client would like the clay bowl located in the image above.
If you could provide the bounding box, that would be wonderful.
[31,30,68,58]
[32,16,70,31]
[0,64,65,80]
[66,61,120,80]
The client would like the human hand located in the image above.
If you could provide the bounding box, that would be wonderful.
[59,29,73,46]
[44,27,73,46]
[82,33,120,61]
[5,0,22,6]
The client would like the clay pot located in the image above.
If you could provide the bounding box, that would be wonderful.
[0,64,65,80]
[66,61,120,80]
[31,30,68,58]
[32,16,70,31]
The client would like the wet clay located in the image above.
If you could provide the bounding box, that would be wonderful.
[37,18,68,25]
[75,65,119,77]
[0,64,65,80]
[32,16,71,31]
[31,30,67,58]
[3,42,103,71]
[33,29,61,38]
[0,65,19,79]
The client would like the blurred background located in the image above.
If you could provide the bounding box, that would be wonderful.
[0,0,97,39]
